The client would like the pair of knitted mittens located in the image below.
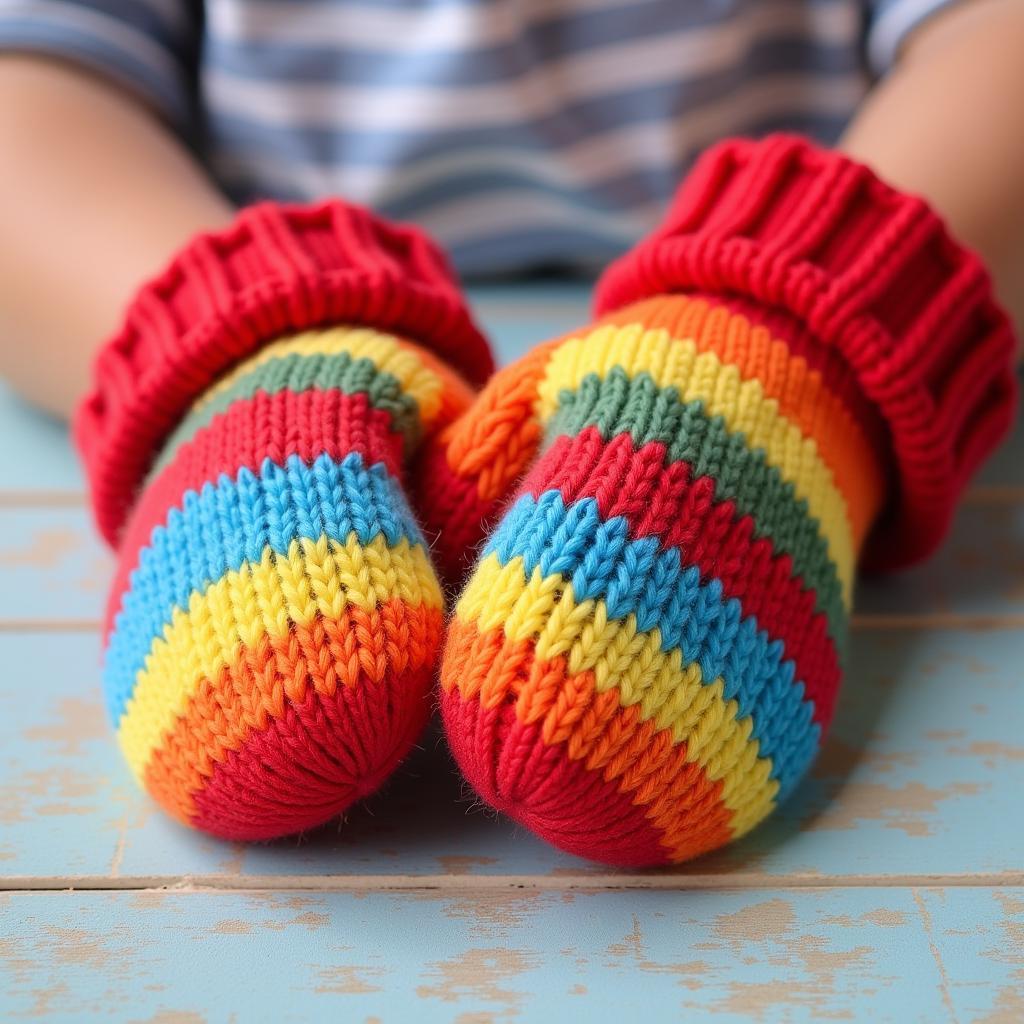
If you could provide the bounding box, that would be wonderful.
[76,136,1017,862]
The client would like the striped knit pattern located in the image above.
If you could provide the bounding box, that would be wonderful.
[435,293,886,865]
[0,0,956,275]
[103,324,473,840]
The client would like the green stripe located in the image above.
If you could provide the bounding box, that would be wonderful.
[152,351,422,477]
[546,368,847,646]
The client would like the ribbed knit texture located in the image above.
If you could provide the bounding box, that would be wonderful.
[104,325,475,839]
[422,135,1018,866]
[76,198,493,548]
[77,202,483,840]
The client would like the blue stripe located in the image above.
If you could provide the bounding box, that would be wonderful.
[865,0,958,72]
[0,0,194,51]
[239,0,602,7]
[231,158,662,221]
[61,0,193,51]
[205,52,863,160]
[205,1,860,86]
[486,491,821,799]
[386,170,658,223]
[0,18,191,124]
[1,0,882,277]
[220,109,853,276]
[207,68,862,224]
[103,451,424,725]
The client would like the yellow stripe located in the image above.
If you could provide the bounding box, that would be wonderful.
[117,533,442,780]
[455,553,780,826]
[193,325,446,426]
[537,324,855,602]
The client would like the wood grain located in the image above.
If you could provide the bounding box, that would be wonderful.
[2,888,1021,1023]
[1,283,1021,1022]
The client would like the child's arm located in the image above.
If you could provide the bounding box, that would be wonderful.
[841,0,1024,338]
[3,0,1020,423]
[0,56,233,418]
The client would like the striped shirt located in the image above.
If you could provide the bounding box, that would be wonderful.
[0,0,961,274]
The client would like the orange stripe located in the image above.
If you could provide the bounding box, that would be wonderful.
[393,336,477,432]
[443,616,735,861]
[440,296,883,543]
[441,338,563,501]
[600,296,884,542]
[145,601,443,825]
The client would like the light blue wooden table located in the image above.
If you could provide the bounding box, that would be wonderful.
[1,284,1022,1023]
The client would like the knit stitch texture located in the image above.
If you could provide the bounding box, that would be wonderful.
[428,135,1018,866]
[77,203,482,839]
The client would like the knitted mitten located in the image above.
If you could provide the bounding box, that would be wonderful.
[423,135,1018,866]
[76,201,492,840]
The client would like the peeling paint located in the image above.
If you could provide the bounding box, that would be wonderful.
[46,928,118,970]
[210,920,252,935]
[912,889,958,1022]
[0,766,100,825]
[437,855,499,875]
[713,900,796,944]
[127,1012,207,1024]
[416,946,538,1021]
[973,985,1024,1024]
[314,964,385,995]
[130,891,170,910]
[822,910,906,928]
[23,696,107,758]
[0,527,80,569]
[218,844,247,877]
[203,901,329,936]
[603,912,715,989]
[428,890,544,936]
[812,737,916,780]
[802,781,981,837]
[947,741,1024,767]
[925,730,968,743]
[685,934,875,1020]
[987,892,1024,963]
[22,981,71,1019]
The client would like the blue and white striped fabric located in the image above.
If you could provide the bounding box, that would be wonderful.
[0,0,963,274]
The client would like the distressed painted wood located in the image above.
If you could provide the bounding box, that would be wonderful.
[855,499,1024,621]
[1,623,1022,883]
[1,282,1021,1021]
[2,887,1021,1023]
[0,508,111,625]
[0,384,82,496]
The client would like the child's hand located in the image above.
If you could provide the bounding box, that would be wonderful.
[0,56,233,417]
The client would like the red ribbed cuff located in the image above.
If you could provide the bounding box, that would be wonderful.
[594,134,1019,571]
[74,199,494,547]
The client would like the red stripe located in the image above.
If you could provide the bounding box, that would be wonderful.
[441,686,674,866]
[686,293,890,458]
[105,388,403,635]
[442,616,738,864]
[410,438,502,588]
[189,662,434,841]
[520,426,841,727]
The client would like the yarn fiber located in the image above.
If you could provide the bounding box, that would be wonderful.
[440,297,875,863]
[428,136,1018,866]
[76,203,482,839]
